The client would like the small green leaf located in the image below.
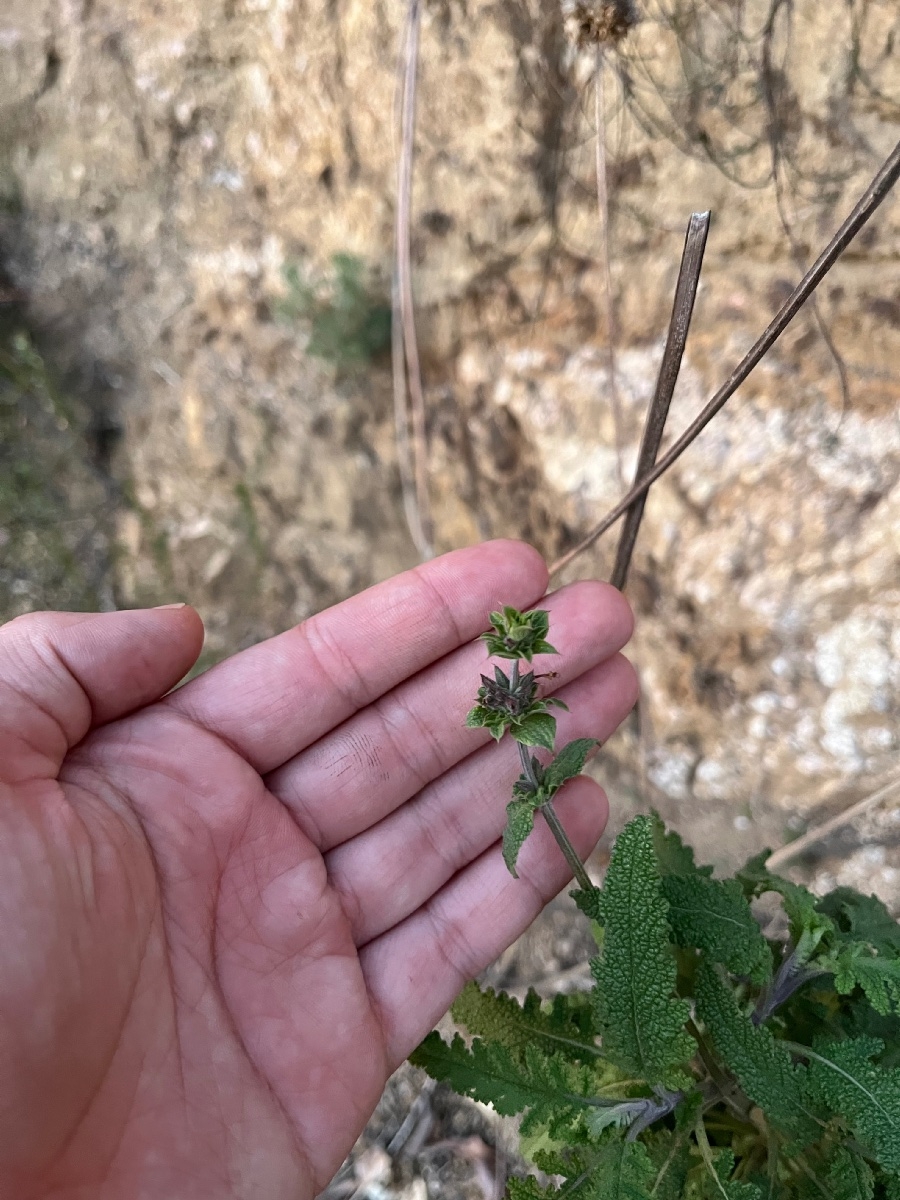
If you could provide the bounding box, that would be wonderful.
[511,712,558,751]
[828,944,900,1015]
[465,705,489,727]
[737,853,834,964]
[533,639,559,656]
[504,800,537,876]
[818,887,900,957]
[543,739,597,794]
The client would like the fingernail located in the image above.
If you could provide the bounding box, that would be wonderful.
[154,602,187,610]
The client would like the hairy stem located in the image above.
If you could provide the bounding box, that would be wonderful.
[540,796,594,894]
[509,661,594,893]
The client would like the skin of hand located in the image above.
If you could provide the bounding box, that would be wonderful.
[0,540,637,1200]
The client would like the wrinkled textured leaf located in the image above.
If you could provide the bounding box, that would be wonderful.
[806,1037,900,1174]
[663,874,772,982]
[591,816,696,1087]
[695,961,817,1144]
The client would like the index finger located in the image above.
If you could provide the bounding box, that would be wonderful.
[164,540,549,774]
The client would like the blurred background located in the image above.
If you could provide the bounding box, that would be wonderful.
[1,0,899,1193]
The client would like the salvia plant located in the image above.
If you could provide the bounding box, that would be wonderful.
[412,607,900,1200]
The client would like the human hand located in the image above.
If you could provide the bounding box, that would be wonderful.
[0,540,636,1200]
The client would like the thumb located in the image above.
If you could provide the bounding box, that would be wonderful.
[0,605,205,782]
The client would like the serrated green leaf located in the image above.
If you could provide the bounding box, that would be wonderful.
[508,1177,558,1200]
[591,815,696,1087]
[410,1032,602,1136]
[663,874,772,982]
[694,960,817,1144]
[804,1037,900,1174]
[504,799,537,877]
[817,887,900,957]
[652,814,714,879]
[825,1147,875,1200]
[645,1131,693,1200]
[692,1147,763,1200]
[828,945,900,1015]
[511,712,558,751]
[543,739,597,794]
[451,983,603,1064]
[534,1142,656,1200]
[737,855,834,964]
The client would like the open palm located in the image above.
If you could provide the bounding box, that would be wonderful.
[0,541,636,1200]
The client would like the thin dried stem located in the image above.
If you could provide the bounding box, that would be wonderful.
[549,136,900,578]
[595,48,625,491]
[391,270,424,555]
[394,0,433,559]
[610,211,710,591]
[766,771,900,871]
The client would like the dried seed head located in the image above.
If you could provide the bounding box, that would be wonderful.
[561,0,639,48]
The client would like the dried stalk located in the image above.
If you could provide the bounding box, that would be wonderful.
[766,772,900,871]
[549,136,900,579]
[610,211,710,591]
[595,48,625,491]
[394,0,433,559]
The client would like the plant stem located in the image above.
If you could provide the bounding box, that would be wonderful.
[509,661,594,893]
[540,798,594,893]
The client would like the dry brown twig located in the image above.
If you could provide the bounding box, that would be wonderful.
[610,210,710,590]
[765,771,900,871]
[394,0,433,559]
[549,136,900,578]
[594,48,626,491]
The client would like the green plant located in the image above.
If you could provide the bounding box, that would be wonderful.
[412,607,900,1199]
[277,253,391,369]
